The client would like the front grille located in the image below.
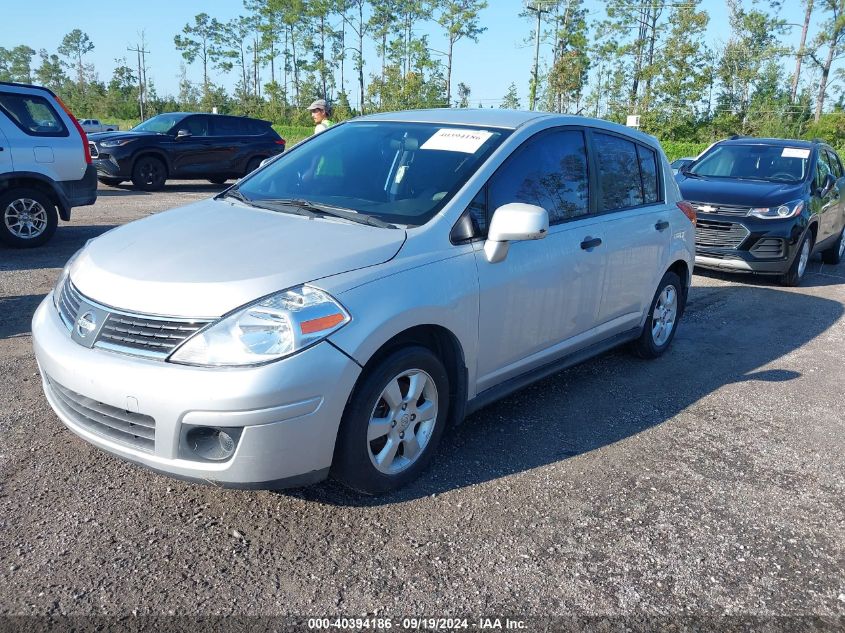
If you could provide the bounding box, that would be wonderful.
[695,219,750,249]
[88,142,99,158]
[751,238,785,258]
[690,202,750,217]
[46,375,156,453]
[57,278,212,360]
[98,314,208,357]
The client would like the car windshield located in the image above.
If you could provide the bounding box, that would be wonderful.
[132,113,185,134]
[235,121,509,226]
[688,144,810,183]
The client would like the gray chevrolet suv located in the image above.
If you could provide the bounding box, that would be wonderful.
[32,109,695,494]
[0,82,97,247]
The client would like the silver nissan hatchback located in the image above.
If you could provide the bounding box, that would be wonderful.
[32,109,695,494]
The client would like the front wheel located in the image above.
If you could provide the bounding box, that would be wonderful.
[0,188,58,248]
[131,156,167,191]
[780,231,813,287]
[632,271,684,359]
[821,227,844,265]
[331,346,450,495]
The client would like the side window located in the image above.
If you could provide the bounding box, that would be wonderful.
[181,116,209,136]
[815,150,832,190]
[0,92,68,137]
[211,116,245,136]
[637,144,660,204]
[825,149,842,178]
[467,187,487,234]
[594,133,645,210]
[489,129,589,224]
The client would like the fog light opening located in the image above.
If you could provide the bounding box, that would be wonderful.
[185,426,238,461]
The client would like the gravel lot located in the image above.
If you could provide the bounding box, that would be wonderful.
[1,182,844,630]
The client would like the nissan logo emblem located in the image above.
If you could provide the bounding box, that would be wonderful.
[76,311,97,338]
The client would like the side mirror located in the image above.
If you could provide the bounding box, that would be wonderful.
[176,129,192,139]
[484,203,549,263]
[819,173,836,196]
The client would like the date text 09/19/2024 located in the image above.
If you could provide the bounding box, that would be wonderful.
[306,617,527,630]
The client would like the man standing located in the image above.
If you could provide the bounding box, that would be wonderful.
[308,99,333,135]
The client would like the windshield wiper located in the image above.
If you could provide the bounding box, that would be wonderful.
[262,198,397,229]
[220,188,254,205]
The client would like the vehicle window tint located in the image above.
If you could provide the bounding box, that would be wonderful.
[212,116,246,136]
[247,119,267,135]
[825,149,842,178]
[815,151,832,190]
[594,132,644,210]
[489,129,589,224]
[181,116,209,136]
[637,144,659,204]
[467,188,487,234]
[0,92,68,137]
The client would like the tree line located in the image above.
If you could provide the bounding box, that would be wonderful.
[2,0,845,147]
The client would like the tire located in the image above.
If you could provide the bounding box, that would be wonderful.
[632,271,684,359]
[821,226,845,265]
[331,346,450,495]
[208,177,228,185]
[98,177,123,187]
[0,188,58,248]
[131,156,167,191]
[244,157,263,176]
[780,231,813,287]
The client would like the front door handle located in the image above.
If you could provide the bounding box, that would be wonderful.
[580,237,602,250]
[655,220,670,231]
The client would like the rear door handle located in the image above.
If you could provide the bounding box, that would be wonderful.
[655,220,670,231]
[580,237,602,250]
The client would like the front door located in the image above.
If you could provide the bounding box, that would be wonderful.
[473,128,606,393]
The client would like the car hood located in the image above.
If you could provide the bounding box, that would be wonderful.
[69,198,407,318]
[676,174,807,207]
[88,130,161,142]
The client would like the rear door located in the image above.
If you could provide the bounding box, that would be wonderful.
[209,116,248,174]
[814,150,837,242]
[823,149,845,240]
[589,131,670,332]
[473,127,607,392]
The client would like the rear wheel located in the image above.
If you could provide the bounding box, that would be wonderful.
[821,227,844,265]
[632,271,684,359]
[131,156,167,191]
[98,177,123,187]
[780,231,813,286]
[0,188,58,248]
[208,177,228,185]
[244,157,263,176]
[331,346,450,495]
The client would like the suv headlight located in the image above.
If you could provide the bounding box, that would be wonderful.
[99,139,135,147]
[749,199,804,219]
[52,248,84,311]
[168,285,350,367]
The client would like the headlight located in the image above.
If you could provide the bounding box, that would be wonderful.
[99,139,135,148]
[749,199,804,219]
[168,285,351,367]
[52,248,84,310]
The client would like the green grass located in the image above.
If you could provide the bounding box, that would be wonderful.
[272,124,312,146]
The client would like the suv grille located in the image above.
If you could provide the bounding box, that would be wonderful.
[57,279,212,360]
[46,375,156,453]
[88,142,99,158]
[690,202,750,217]
[695,219,750,249]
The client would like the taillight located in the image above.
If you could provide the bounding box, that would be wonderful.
[677,201,697,226]
[275,139,286,146]
[54,95,91,164]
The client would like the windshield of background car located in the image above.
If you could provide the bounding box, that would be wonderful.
[132,113,185,134]
[688,144,810,183]
[236,122,509,226]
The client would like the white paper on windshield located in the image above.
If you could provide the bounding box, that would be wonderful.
[782,148,810,159]
[421,128,494,153]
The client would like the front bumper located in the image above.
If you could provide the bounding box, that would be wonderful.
[92,156,130,179]
[32,295,362,488]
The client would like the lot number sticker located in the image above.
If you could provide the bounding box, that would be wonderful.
[421,128,493,153]
[782,148,811,159]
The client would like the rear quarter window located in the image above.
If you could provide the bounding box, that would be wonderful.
[0,92,68,137]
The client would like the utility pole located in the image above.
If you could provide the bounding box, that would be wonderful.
[525,1,552,111]
[128,39,150,121]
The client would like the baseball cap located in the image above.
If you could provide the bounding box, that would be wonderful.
[307,99,328,112]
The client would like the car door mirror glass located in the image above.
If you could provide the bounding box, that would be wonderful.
[176,129,192,139]
[484,203,549,263]
[820,173,836,196]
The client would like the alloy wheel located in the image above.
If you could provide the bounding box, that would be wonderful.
[797,238,810,278]
[4,198,48,239]
[367,369,439,475]
[651,285,677,347]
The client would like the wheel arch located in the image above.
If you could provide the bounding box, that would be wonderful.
[0,174,65,219]
[131,150,172,177]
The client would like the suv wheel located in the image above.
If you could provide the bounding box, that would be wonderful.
[244,157,263,176]
[98,177,123,187]
[821,227,845,265]
[131,156,167,191]
[208,177,228,185]
[0,188,58,248]
[632,271,684,359]
[331,346,450,495]
[780,231,813,287]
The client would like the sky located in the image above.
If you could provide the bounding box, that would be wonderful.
[1,1,829,110]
